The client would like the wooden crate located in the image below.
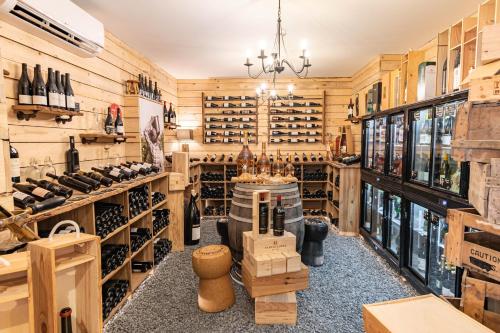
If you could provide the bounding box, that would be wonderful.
[244,249,301,278]
[241,260,308,298]
[468,160,500,223]
[479,24,500,65]
[461,270,500,332]
[28,232,102,333]
[242,230,296,257]
[445,208,500,281]
[255,292,297,325]
[0,252,34,333]
[362,294,494,333]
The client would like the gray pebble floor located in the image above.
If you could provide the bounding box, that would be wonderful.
[104,219,417,333]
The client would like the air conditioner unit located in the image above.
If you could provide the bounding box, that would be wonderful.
[0,0,104,57]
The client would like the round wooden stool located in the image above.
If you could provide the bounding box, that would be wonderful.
[192,245,235,312]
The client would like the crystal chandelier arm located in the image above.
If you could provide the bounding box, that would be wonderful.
[281,58,306,75]
[246,65,264,79]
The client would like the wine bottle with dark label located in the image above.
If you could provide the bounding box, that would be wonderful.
[273,195,285,236]
[55,70,65,108]
[60,307,73,333]
[18,63,32,105]
[47,172,92,194]
[13,183,55,201]
[64,73,75,111]
[153,82,159,101]
[104,107,114,134]
[79,171,113,187]
[91,166,123,183]
[259,193,268,234]
[32,64,47,106]
[9,142,20,183]
[63,172,101,191]
[27,178,73,198]
[47,68,59,108]
[184,190,200,245]
[66,136,80,173]
[115,108,124,135]
[13,191,36,209]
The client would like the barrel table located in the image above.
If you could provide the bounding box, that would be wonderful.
[228,182,305,264]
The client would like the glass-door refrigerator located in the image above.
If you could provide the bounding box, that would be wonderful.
[409,107,433,185]
[373,117,387,174]
[388,113,404,178]
[408,201,457,296]
[387,194,402,258]
[363,119,375,170]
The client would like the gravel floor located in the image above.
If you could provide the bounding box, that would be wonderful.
[104,219,417,333]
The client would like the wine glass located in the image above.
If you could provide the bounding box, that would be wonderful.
[40,156,56,180]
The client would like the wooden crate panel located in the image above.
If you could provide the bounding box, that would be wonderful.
[462,232,500,281]
[255,292,297,325]
[242,231,296,256]
[244,250,272,278]
[168,172,186,191]
[362,294,494,333]
[242,261,308,298]
[480,24,500,65]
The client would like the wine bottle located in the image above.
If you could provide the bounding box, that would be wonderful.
[163,101,169,124]
[13,191,36,209]
[228,153,234,163]
[340,126,347,155]
[138,74,143,96]
[66,136,80,173]
[256,142,271,175]
[259,193,268,234]
[119,164,139,178]
[60,307,73,333]
[64,73,75,111]
[311,153,317,162]
[302,153,308,162]
[318,153,324,161]
[153,82,159,101]
[219,154,225,162]
[210,154,217,162]
[9,143,20,183]
[47,68,59,108]
[13,183,55,201]
[91,167,123,183]
[184,190,200,245]
[273,195,285,236]
[122,162,148,176]
[148,79,153,99]
[452,51,461,92]
[27,178,73,199]
[64,172,101,191]
[55,70,65,109]
[104,107,114,134]
[32,64,47,106]
[170,103,176,124]
[18,63,32,105]
[203,154,209,162]
[46,172,92,194]
[347,98,354,119]
[236,131,254,176]
[115,108,124,135]
[294,153,300,162]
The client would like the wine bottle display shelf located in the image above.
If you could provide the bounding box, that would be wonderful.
[12,104,83,123]
[79,133,135,144]
[126,94,162,105]
[268,91,326,144]
[202,92,259,145]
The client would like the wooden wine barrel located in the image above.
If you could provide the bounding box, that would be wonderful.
[228,183,305,263]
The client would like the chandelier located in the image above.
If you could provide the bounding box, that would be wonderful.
[244,0,311,86]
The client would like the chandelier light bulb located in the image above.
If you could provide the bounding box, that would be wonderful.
[270,90,277,97]
[260,83,268,91]
[256,87,262,95]
[288,84,294,93]
[300,39,308,51]
[304,50,311,58]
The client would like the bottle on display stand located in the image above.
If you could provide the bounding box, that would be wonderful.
[32,64,47,106]
[273,195,285,236]
[236,131,254,176]
[256,142,271,176]
[18,63,32,105]
[184,190,200,245]
[104,107,114,134]
[259,193,269,234]
[115,108,124,135]
[272,149,284,176]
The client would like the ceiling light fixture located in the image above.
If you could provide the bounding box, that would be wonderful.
[244,0,311,87]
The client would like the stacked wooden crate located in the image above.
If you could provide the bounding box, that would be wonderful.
[241,190,309,325]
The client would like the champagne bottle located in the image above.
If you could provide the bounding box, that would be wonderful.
[104,107,114,134]
[18,63,32,105]
[184,190,200,245]
[64,73,75,111]
[9,143,20,183]
[60,307,73,333]
[46,172,92,194]
[13,183,55,201]
[91,167,124,183]
[47,68,59,108]
[32,64,47,106]
[259,193,268,234]
[115,108,124,135]
[66,136,80,173]
[64,172,101,191]
[170,105,177,125]
[27,178,73,199]
[273,195,285,236]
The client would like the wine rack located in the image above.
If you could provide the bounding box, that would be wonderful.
[202,93,259,144]
[267,91,326,144]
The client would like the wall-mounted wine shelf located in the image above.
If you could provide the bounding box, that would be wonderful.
[267,91,326,144]
[126,94,162,105]
[12,104,82,124]
[79,133,135,144]
[202,93,259,144]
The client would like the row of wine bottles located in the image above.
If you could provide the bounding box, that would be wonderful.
[95,202,128,239]
[270,130,320,136]
[258,194,285,236]
[271,138,320,143]
[205,95,255,101]
[205,102,255,108]
[154,238,172,264]
[138,74,162,102]
[163,101,177,125]
[303,169,328,181]
[303,189,327,199]
[18,63,76,110]
[101,244,128,278]
[205,137,257,144]
[130,227,152,253]
[203,205,227,216]
[205,130,257,137]
[271,123,321,129]
[208,109,256,115]
[205,116,256,122]
[271,116,321,122]
[205,123,255,129]
[153,209,170,235]
[104,107,125,135]
[271,101,322,107]
[102,279,129,320]
[200,185,224,199]
[303,209,328,217]
[201,152,325,164]
[270,108,321,114]
[129,185,149,218]
[152,192,166,206]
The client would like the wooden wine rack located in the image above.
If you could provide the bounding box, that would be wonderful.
[267,91,326,145]
[16,172,184,326]
[202,93,259,144]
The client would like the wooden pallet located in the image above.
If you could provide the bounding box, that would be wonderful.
[445,208,500,281]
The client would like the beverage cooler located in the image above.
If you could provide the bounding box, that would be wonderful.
[360,91,469,296]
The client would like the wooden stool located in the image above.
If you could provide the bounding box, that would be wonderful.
[192,245,235,312]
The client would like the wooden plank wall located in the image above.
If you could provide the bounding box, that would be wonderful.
[351,54,402,115]
[174,77,358,157]
[0,21,177,182]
